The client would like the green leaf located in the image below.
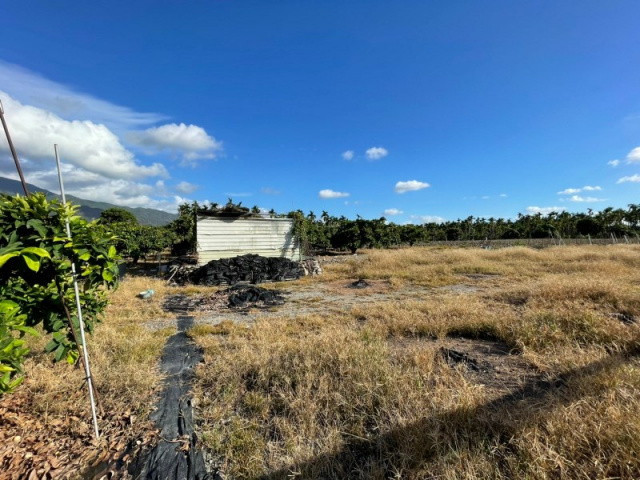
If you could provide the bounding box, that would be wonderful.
[51,320,64,332]
[102,269,114,282]
[44,338,58,353]
[108,245,117,259]
[66,350,79,365]
[26,219,48,237]
[54,344,66,363]
[21,247,51,259]
[9,375,24,389]
[0,252,19,268]
[22,253,41,272]
[15,325,38,336]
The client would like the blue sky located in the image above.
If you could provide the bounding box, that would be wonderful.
[1,1,639,222]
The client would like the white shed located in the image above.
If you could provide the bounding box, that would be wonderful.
[196,215,301,265]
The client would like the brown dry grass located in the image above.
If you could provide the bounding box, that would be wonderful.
[192,245,640,479]
[0,276,175,478]
[24,276,175,418]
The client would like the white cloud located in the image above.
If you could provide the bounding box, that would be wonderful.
[395,180,430,194]
[0,65,221,215]
[558,188,581,195]
[481,195,490,200]
[319,189,350,199]
[617,174,640,184]
[0,60,166,131]
[568,195,606,202]
[114,182,154,197]
[608,159,620,167]
[127,123,222,165]
[365,146,388,160]
[409,215,445,224]
[626,147,640,164]
[175,181,199,194]
[383,208,403,216]
[342,150,354,161]
[0,164,184,213]
[0,92,167,180]
[558,186,601,195]
[261,187,281,195]
[526,206,566,215]
[499,193,508,197]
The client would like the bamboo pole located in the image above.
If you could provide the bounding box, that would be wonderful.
[0,99,29,196]
[54,144,100,440]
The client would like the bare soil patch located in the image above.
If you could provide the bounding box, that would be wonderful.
[385,335,539,399]
[148,278,431,330]
[442,337,538,395]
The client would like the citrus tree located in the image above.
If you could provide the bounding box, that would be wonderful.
[0,193,119,393]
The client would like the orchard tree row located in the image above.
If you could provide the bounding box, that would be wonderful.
[158,202,640,257]
[100,202,640,260]
[286,205,640,253]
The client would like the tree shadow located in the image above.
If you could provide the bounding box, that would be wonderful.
[259,345,640,479]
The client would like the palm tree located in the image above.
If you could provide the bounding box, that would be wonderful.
[626,204,640,228]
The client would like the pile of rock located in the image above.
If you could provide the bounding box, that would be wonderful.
[300,258,323,276]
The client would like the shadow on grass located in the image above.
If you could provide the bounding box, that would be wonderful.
[260,345,640,479]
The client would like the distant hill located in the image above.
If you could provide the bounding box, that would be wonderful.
[0,176,177,226]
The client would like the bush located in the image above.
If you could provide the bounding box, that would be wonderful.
[0,193,119,394]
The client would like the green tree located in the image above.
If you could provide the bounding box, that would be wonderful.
[331,219,361,254]
[576,217,601,237]
[99,207,138,225]
[107,223,175,263]
[400,224,425,246]
[0,193,119,393]
[168,202,199,255]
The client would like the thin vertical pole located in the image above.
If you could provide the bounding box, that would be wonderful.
[0,100,29,196]
[54,144,100,440]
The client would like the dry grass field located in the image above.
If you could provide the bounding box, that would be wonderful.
[190,245,640,479]
[2,245,640,479]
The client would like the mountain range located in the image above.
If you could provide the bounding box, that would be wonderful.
[0,176,177,226]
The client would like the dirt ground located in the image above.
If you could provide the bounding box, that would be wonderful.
[154,273,539,399]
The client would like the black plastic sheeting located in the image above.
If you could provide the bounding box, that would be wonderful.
[227,284,285,308]
[184,254,305,286]
[132,316,215,480]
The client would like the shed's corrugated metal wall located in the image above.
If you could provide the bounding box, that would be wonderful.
[196,216,300,265]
